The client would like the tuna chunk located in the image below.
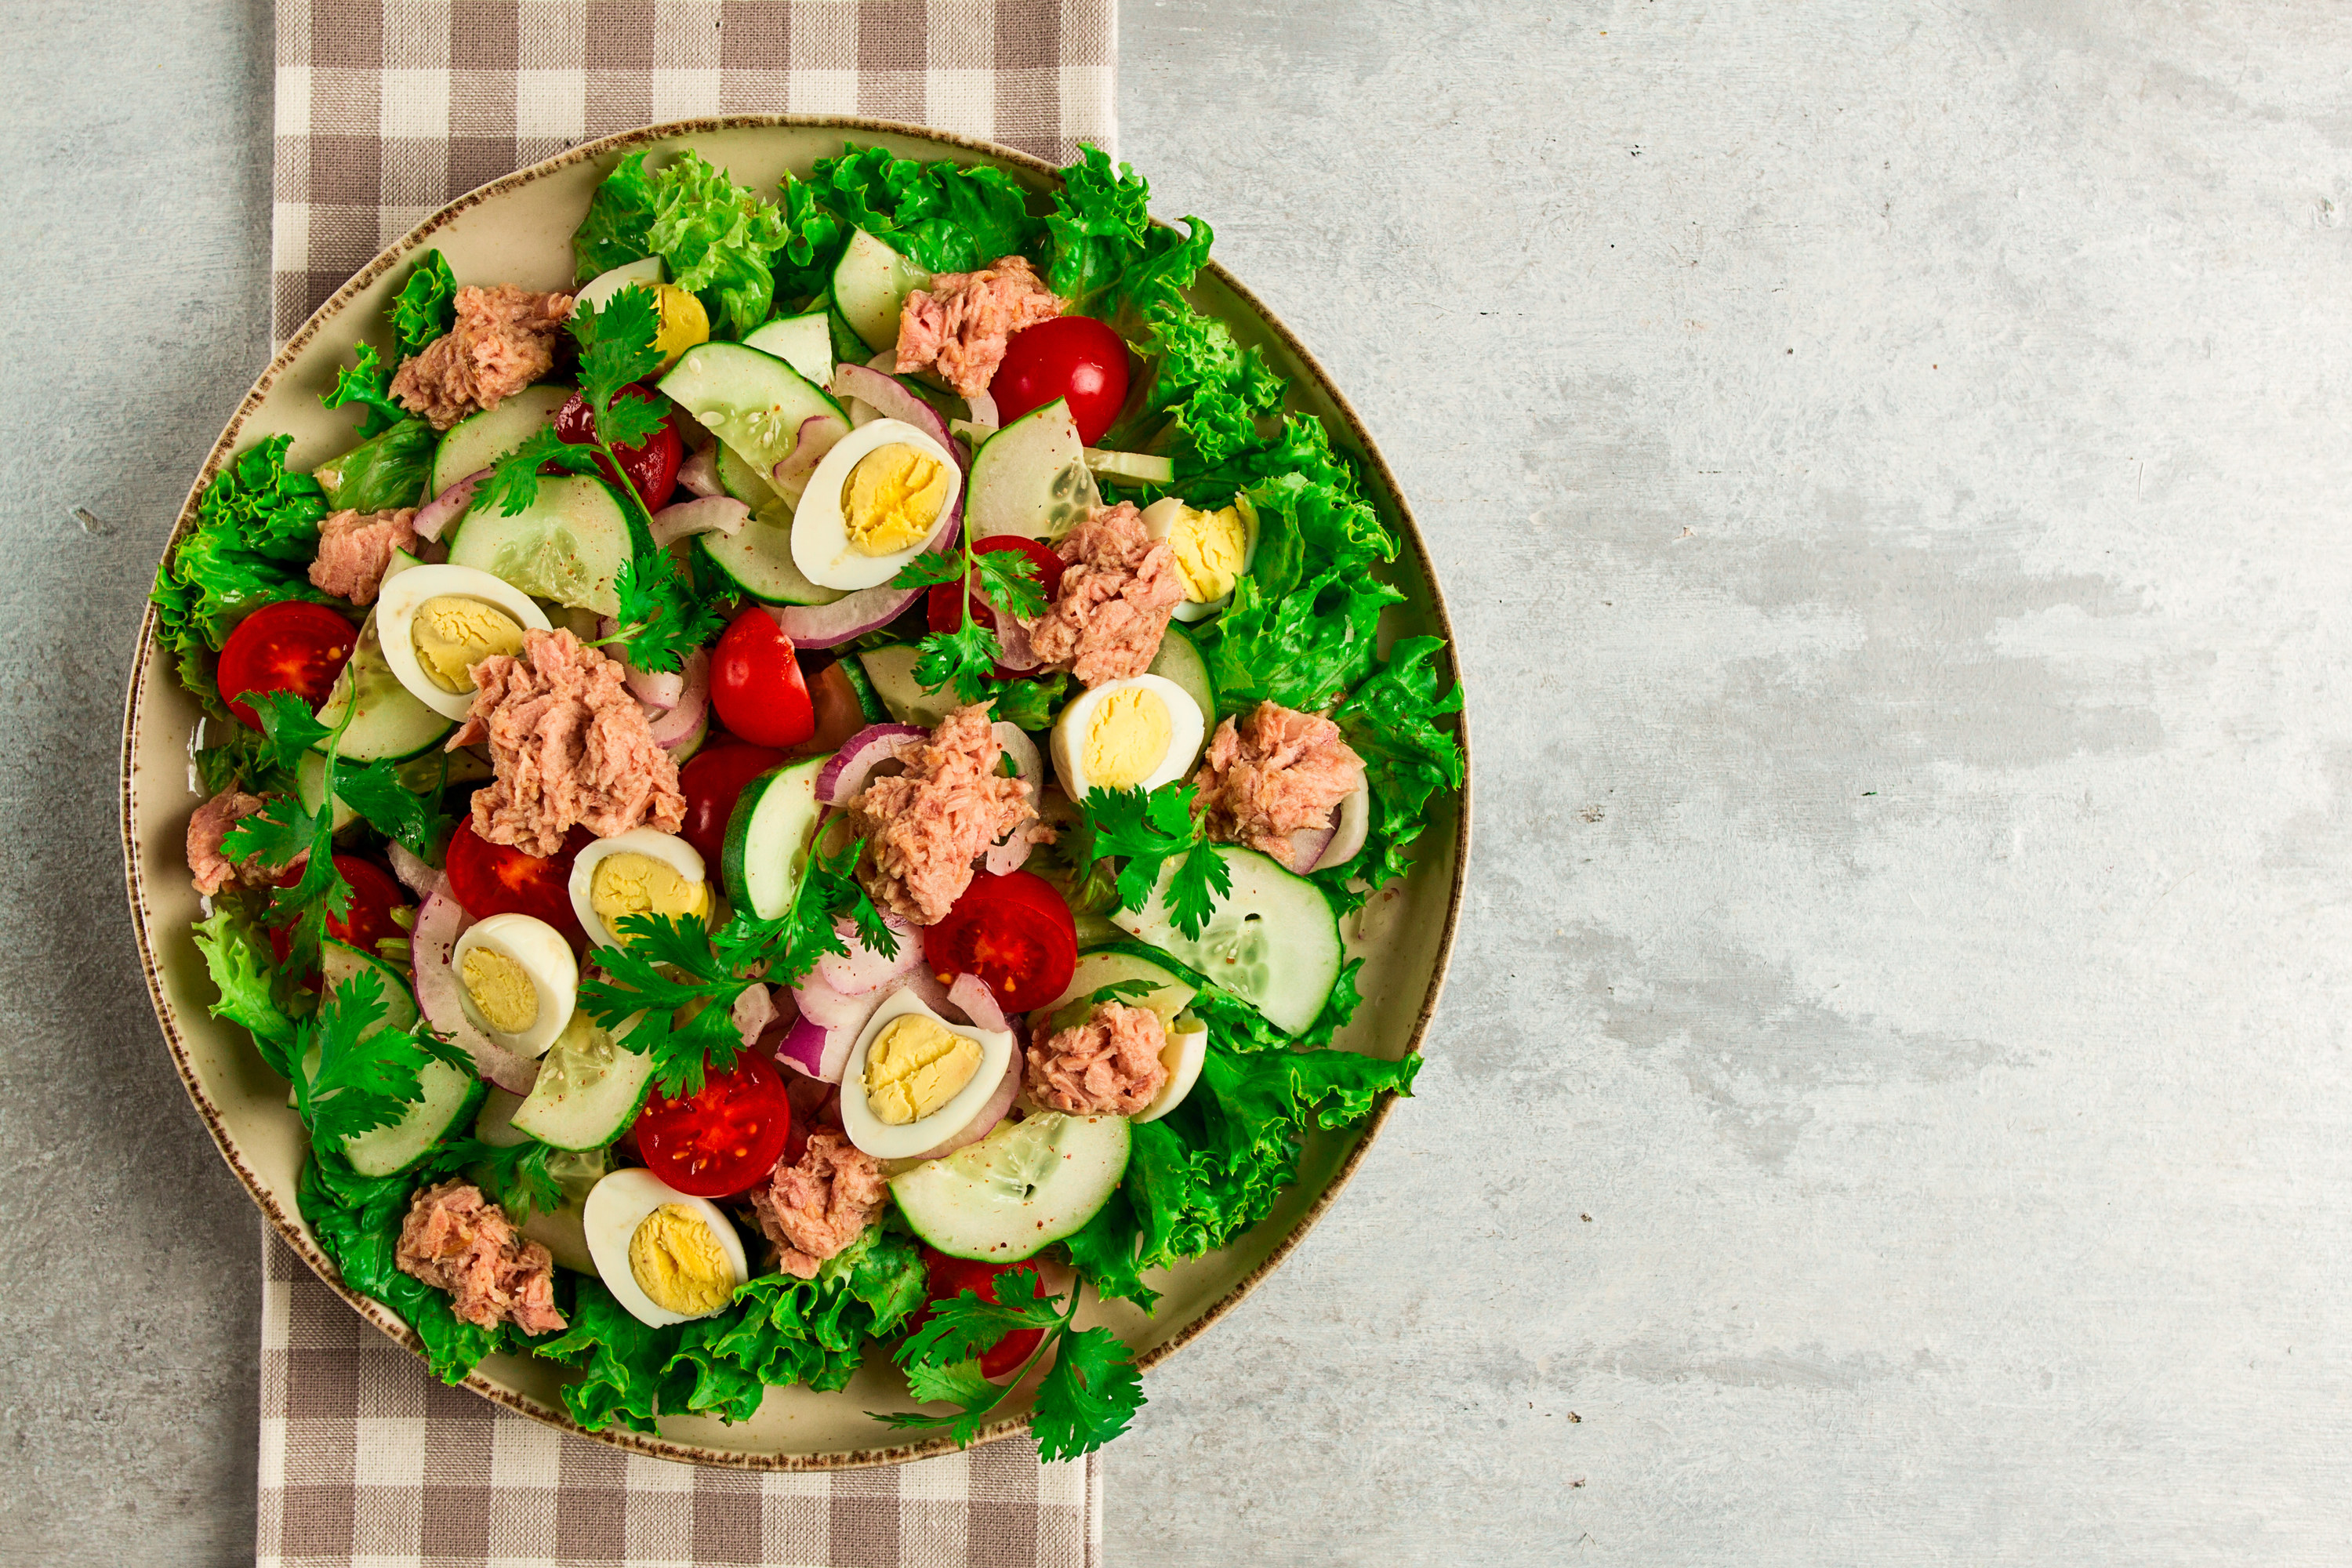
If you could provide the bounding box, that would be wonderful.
[307,507,419,606]
[395,1180,567,1336]
[187,789,303,897]
[390,284,574,431]
[1028,1002,1168,1116]
[847,703,1036,926]
[448,629,686,858]
[1192,702,1367,869]
[749,1131,887,1279]
[895,255,1064,398]
[1020,503,1185,688]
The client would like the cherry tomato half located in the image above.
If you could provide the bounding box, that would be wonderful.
[555,383,684,511]
[444,821,591,946]
[989,316,1131,448]
[911,1247,1046,1379]
[216,601,357,731]
[794,659,873,760]
[636,1051,794,1197]
[923,869,1077,1014]
[710,608,816,750]
[265,854,414,969]
[677,742,788,866]
[925,535,1067,636]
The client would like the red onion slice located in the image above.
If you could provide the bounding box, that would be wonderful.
[816,724,928,806]
[792,973,884,1031]
[946,972,1011,1036]
[649,495,749,549]
[676,443,723,499]
[1305,783,1371,873]
[811,911,920,994]
[829,364,968,474]
[412,468,488,543]
[906,1050,1022,1161]
[412,881,539,1094]
[387,841,438,899]
[965,390,1000,433]
[991,611,1043,672]
[731,983,777,1049]
[775,1013,862,1083]
[769,414,851,505]
[641,649,710,748]
[982,723,1047,874]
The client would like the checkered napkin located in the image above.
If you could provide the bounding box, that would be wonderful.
[262,2,1112,1559]
[271,0,1117,343]
[259,1237,1102,1566]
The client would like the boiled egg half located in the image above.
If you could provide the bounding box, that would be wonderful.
[449,912,577,1058]
[378,563,552,719]
[839,989,1016,1160]
[790,418,963,591]
[1133,1016,1209,1123]
[1050,673,1207,801]
[567,828,712,949]
[581,1167,750,1328]
[1142,495,1258,622]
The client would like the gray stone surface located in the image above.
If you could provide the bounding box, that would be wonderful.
[6,0,2350,1562]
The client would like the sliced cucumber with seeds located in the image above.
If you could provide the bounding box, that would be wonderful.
[659,341,846,476]
[314,613,453,763]
[856,644,957,728]
[967,398,1098,542]
[430,383,572,499]
[1145,623,1216,722]
[510,1012,659,1152]
[888,1111,1132,1262]
[316,942,486,1178]
[445,474,632,616]
[742,312,835,386]
[1109,845,1342,1036]
[720,756,829,920]
[832,229,932,353]
[699,445,848,607]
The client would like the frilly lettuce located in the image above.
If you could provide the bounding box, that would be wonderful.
[572,149,791,338]
[797,145,1043,276]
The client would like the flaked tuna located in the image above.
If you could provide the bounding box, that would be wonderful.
[847,703,1036,926]
[895,255,1063,398]
[1192,702,1367,869]
[1020,503,1185,688]
[390,284,574,431]
[395,1180,566,1335]
[1027,1001,1168,1116]
[749,1131,887,1279]
[307,507,419,606]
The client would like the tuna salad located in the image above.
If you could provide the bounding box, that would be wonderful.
[159,137,1461,1464]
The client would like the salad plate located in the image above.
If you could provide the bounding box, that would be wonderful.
[121,117,1466,1468]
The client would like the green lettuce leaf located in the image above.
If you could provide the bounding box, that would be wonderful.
[572,149,790,338]
[390,250,457,360]
[1323,636,1465,905]
[319,416,434,514]
[1206,567,1401,714]
[535,1276,680,1432]
[572,151,660,281]
[1139,302,1284,467]
[191,902,299,1076]
[800,145,1044,275]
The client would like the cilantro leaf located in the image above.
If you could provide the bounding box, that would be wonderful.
[1089,979,1157,1007]
[576,913,759,1098]
[601,550,725,676]
[989,673,1068,732]
[390,250,457,360]
[970,546,1048,623]
[910,620,1002,707]
[1032,1324,1146,1461]
[292,967,472,1145]
[572,284,666,415]
[321,341,411,438]
[479,426,596,518]
[331,759,452,858]
[1076,783,1230,940]
[238,689,333,773]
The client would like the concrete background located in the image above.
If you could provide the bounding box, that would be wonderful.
[8,0,2352,1561]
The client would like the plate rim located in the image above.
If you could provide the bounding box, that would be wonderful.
[119,114,1472,1469]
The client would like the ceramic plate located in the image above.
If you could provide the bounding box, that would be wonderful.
[121,118,1467,1468]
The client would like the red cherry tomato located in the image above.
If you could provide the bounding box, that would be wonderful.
[922,869,1077,1014]
[635,1051,794,1197]
[925,535,1067,637]
[555,383,684,511]
[216,601,357,731]
[265,854,413,968]
[911,1247,1046,1378]
[793,659,873,760]
[989,316,1131,447]
[710,608,816,749]
[677,742,788,866]
[443,821,591,946]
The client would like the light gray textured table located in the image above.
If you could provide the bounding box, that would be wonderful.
[9,2,2350,1562]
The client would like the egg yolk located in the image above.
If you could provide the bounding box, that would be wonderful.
[1170,505,1248,604]
[864,1014,983,1125]
[626,1203,735,1316]
[1083,687,1173,791]
[460,946,539,1036]
[412,597,526,691]
[650,282,710,364]
[840,444,949,556]
[590,852,710,944]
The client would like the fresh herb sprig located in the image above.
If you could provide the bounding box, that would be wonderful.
[586,550,725,675]
[423,1136,566,1222]
[291,968,474,1146]
[890,532,1049,705]
[1074,782,1230,941]
[220,693,361,978]
[873,1270,1145,1460]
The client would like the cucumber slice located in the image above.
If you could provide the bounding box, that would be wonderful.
[832,230,932,353]
[314,612,454,763]
[1035,949,1199,1032]
[295,753,360,833]
[1084,448,1175,485]
[857,644,957,727]
[510,1011,659,1152]
[888,1111,1132,1262]
[837,648,889,724]
[468,1091,608,1271]
[1109,846,1343,1036]
[742,313,835,386]
[967,399,1098,541]
[720,756,828,920]
[699,448,848,607]
[659,342,847,476]
[318,942,487,1178]
[445,474,631,615]
[1145,624,1216,721]
[430,383,572,499]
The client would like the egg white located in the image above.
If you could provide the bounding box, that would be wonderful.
[838,989,1016,1160]
[1133,1018,1209,1124]
[580,1167,750,1329]
[1141,495,1259,622]
[1049,673,1207,802]
[789,418,964,591]
[566,828,710,949]
[377,563,553,719]
[448,913,578,1058]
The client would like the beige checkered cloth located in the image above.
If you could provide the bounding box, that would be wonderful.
[263,2,1112,1559]
[272,0,1117,343]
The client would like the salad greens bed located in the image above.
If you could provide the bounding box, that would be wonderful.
[157,140,1462,1461]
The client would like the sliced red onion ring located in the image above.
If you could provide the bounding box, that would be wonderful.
[676,443,723,499]
[816,724,928,806]
[1288,815,1338,875]
[829,364,967,474]
[812,911,920,994]
[762,475,961,648]
[769,414,851,505]
[732,984,777,1049]
[982,723,1047,874]
[640,649,710,748]
[649,495,749,549]
[412,468,488,543]
[946,972,1011,1036]
[965,390,1000,432]
[412,880,539,1094]
[907,1050,1022,1161]
[991,611,1043,672]
[792,974,882,1031]
[1306,783,1371,873]
[775,1013,862,1083]
[387,841,438,900]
